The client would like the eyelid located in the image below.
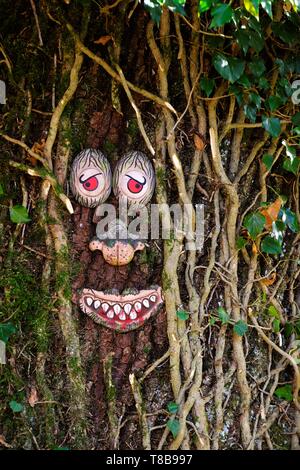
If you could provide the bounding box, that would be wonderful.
[79,172,102,183]
[125,174,146,185]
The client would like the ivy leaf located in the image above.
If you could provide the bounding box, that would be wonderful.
[261,236,282,254]
[248,57,266,77]
[217,307,229,324]
[143,0,162,24]
[167,402,179,414]
[262,116,281,137]
[243,0,260,19]
[235,29,251,54]
[292,112,300,126]
[0,323,16,343]
[272,319,281,333]
[281,208,300,232]
[9,400,24,413]
[198,0,213,13]
[236,236,248,250]
[262,154,273,171]
[233,320,248,336]
[200,76,215,97]
[0,183,4,196]
[167,418,180,438]
[243,212,266,239]
[250,92,261,110]
[274,384,293,402]
[213,54,245,83]
[258,77,269,90]
[266,95,283,112]
[244,104,257,123]
[268,305,280,319]
[282,140,300,175]
[176,309,189,320]
[238,74,251,88]
[9,205,31,224]
[261,0,273,18]
[210,4,233,28]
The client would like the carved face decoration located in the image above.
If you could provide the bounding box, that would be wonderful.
[112,151,155,206]
[70,149,111,207]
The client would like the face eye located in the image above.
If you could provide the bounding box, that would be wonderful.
[70,149,112,207]
[127,176,146,194]
[80,174,99,192]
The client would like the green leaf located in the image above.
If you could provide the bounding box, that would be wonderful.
[167,402,179,414]
[213,54,245,83]
[210,4,233,28]
[261,236,282,254]
[167,418,180,438]
[233,320,248,336]
[0,183,4,196]
[0,323,16,343]
[244,104,257,123]
[283,156,300,175]
[228,84,243,105]
[236,236,248,250]
[282,140,300,175]
[261,0,273,18]
[284,322,294,338]
[258,77,269,90]
[268,305,280,319]
[209,317,216,325]
[248,57,266,77]
[198,0,213,13]
[9,205,31,224]
[176,309,189,320]
[272,318,280,333]
[9,400,24,413]
[244,0,260,18]
[262,154,273,171]
[272,21,299,44]
[274,384,293,402]
[293,127,300,135]
[235,29,251,54]
[266,95,283,112]
[243,212,266,239]
[261,116,281,137]
[217,307,229,324]
[143,0,162,24]
[200,76,215,97]
[281,208,300,233]
[250,92,261,110]
[292,112,300,126]
[238,74,251,88]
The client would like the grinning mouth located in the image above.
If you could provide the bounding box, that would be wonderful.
[79,286,163,332]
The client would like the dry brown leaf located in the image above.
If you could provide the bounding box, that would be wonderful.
[94,35,112,46]
[261,272,277,286]
[252,241,258,255]
[0,434,12,448]
[28,386,39,407]
[193,133,205,151]
[260,197,282,230]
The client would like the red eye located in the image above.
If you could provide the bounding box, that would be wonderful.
[80,175,99,191]
[127,177,145,194]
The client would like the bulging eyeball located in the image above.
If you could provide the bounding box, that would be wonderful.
[113,151,155,206]
[70,149,112,207]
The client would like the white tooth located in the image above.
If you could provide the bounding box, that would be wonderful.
[134,302,142,312]
[119,312,126,321]
[130,311,137,320]
[150,295,156,302]
[86,297,93,306]
[124,304,132,314]
[114,304,121,314]
[102,303,109,312]
[107,310,114,319]
[94,300,101,309]
[143,299,150,308]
